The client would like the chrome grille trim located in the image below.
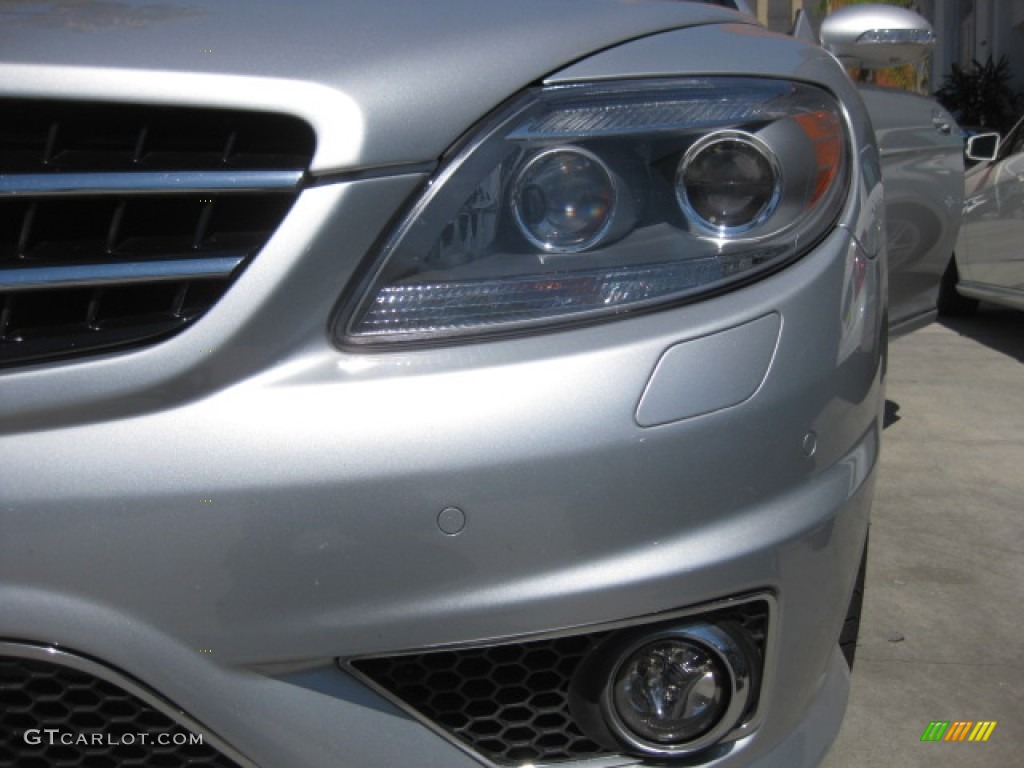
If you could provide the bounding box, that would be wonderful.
[1,255,247,291]
[0,170,303,197]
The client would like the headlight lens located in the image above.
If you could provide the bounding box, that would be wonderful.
[512,146,618,253]
[676,132,781,234]
[339,77,848,345]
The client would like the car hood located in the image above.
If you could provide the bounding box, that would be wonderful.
[0,0,749,171]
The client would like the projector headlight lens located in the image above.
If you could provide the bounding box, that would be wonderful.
[512,146,618,253]
[677,132,781,234]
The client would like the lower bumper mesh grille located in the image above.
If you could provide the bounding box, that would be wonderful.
[348,599,770,766]
[356,634,609,765]
[0,649,243,768]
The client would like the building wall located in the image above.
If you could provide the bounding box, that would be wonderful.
[748,0,806,33]
[920,0,1024,98]
[988,1,1024,96]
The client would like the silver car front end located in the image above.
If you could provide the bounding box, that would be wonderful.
[1,6,885,768]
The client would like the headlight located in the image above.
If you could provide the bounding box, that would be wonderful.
[338,77,848,345]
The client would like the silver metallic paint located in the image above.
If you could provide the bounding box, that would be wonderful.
[635,313,780,427]
[819,3,934,70]
[0,4,916,768]
[1,64,365,174]
[0,642,260,768]
[857,86,964,333]
[0,0,748,173]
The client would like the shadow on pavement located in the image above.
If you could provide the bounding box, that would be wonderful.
[883,399,900,429]
[938,304,1024,363]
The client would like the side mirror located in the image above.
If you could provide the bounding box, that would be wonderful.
[965,132,1000,163]
[820,3,934,70]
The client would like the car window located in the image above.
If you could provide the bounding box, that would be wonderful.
[1009,127,1024,157]
[998,117,1024,159]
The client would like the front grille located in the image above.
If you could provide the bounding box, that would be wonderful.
[348,599,770,767]
[0,100,315,366]
[0,650,243,768]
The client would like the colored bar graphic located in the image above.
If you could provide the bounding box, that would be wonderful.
[921,721,997,742]
[968,722,997,742]
[944,721,972,741]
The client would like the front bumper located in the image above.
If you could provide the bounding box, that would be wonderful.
[1,166,883,768]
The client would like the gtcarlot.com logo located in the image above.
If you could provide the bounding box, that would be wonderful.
[22,729,204,747]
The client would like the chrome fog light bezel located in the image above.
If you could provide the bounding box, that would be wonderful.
[599,623,754,757]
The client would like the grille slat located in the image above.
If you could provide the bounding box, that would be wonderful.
[16,201,36,256]
[0,100,314,366]
[0,170,303,197]
[1,256,247,291]
[105,200,126,253]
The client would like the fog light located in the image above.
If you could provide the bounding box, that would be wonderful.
[594,623,754,757]
[512,146,617,253]
[611,638,728,745]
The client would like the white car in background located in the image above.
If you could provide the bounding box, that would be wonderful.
[941,119,1024,314]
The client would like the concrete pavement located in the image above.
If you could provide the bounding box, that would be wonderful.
[820,306,1024,767]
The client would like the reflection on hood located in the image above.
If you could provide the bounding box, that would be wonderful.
[0,0,204,31]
